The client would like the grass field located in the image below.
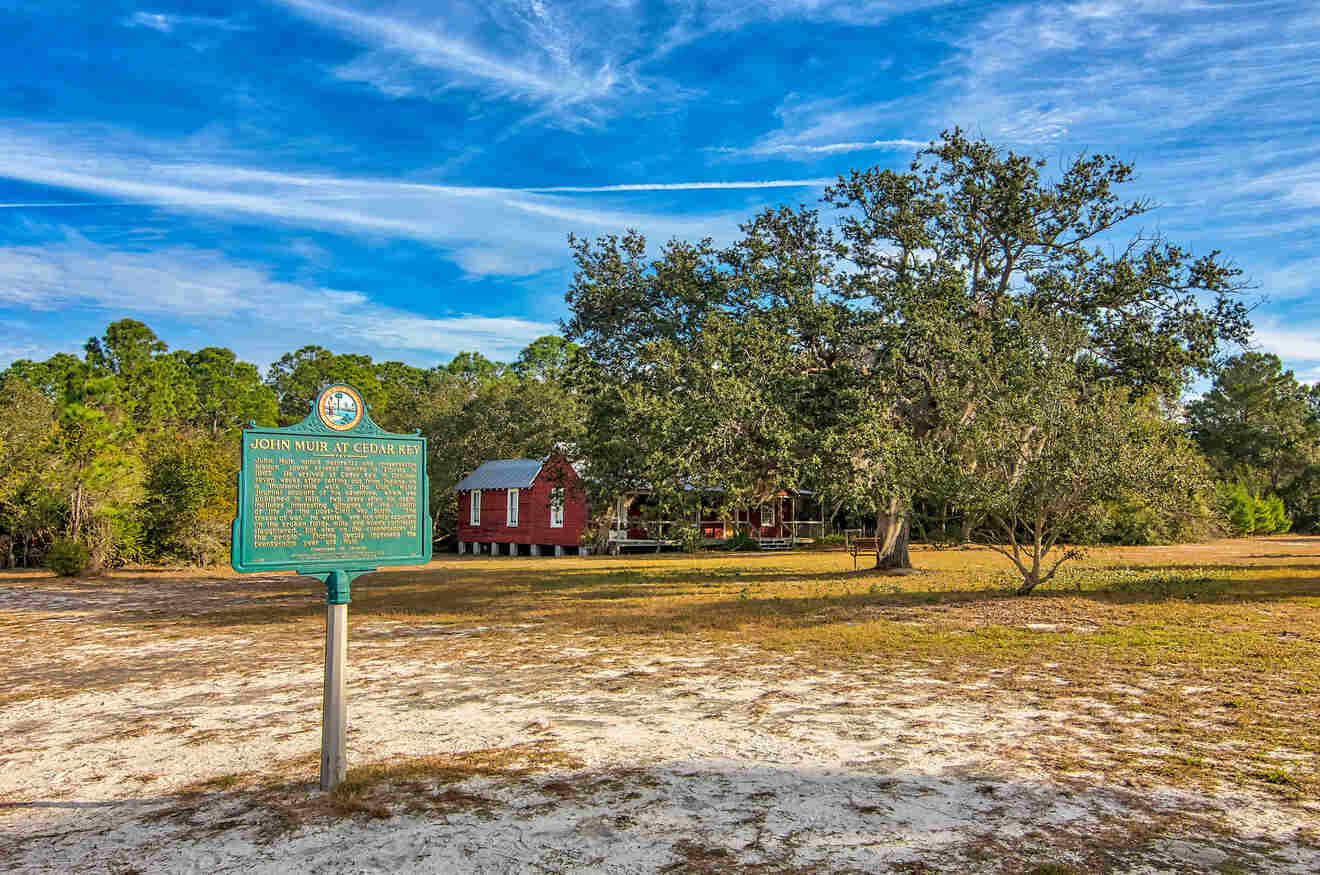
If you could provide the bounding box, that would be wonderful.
[2,537,1318,872]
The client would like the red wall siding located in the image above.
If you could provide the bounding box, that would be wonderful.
[457,458,588,546]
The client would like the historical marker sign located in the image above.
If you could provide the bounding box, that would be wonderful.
[231,384,432,790]
[232,383,431,576]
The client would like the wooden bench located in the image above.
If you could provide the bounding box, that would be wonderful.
[848,537,883,569]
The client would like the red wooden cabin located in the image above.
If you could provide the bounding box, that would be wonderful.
[455,456,588,556]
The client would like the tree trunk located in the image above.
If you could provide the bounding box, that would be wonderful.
[877,518,910,569]
[70,484,84,539]
[873,502,912,570]
[827,497,844,529]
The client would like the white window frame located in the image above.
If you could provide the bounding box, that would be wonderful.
[507,488,519,527]
[550,488,565,528]
[469,490,481,526]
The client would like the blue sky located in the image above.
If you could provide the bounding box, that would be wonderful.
[1,0,1317,378]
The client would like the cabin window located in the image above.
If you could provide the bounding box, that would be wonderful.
[762,503,776,526]
[550,488,565,528]
[469,490,481,525]
[507,488,519,527]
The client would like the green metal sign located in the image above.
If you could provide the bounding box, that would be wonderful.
[231,383,432,601]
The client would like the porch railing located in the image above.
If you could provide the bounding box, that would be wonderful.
[608,518,826,543]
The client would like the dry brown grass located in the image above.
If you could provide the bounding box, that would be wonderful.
[156,742,586,837]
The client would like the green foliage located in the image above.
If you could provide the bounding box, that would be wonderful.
[1097,487,1217,546]
[139,433,238,564]
[45,537,90,577]
[1256,768,1293,786]
[668,524,704,553]
[1188,353,1320,530]
[1220,482,1256,534]
[0,135,1258,577]
[512,336,579,383]
[947,336,1214,593]
[267,346,389,425]
[720,532,760,552]
[1218,482,1292,536]
[1260,494,1292,534]
[186,347,278,432]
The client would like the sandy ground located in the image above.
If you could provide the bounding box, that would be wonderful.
[2,567,1318,873]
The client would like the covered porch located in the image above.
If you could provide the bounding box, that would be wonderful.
[607,490,825,552]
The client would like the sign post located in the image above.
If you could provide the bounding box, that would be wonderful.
[230,384,431,791]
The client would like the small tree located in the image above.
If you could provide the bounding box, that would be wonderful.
[955,327,1206,595]
[45,537,91,577]
[1260,493,1292,535]
[1219,482,1258,535]
[1219,483,1292,536]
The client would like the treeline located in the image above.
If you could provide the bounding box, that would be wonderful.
[0,322,581,570]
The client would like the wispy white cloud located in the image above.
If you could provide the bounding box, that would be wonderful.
[523,179,832,192]
[741,1,1320,157]
[0,202,133,209]
[735,93,918,159]
[273,0,646,124]
[122,11,246,33]
[1257,258,1320,302]
[651,0,949,58]
[0,125,861,282]
[1253,320,1320,364]
[930,0,1320,147]
[0,234,557,362]
[0,319,64,367]
[710,139,927,158]
[727,0,1319,332]
[0,127,768,277]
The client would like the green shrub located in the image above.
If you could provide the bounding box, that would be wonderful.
[1256,768,1292,785]
[1218,483,1292,536]
[817,533,846,547]
[45,537,91,577]
[716,532,759,552]
[669,524,704,553]
[1221,482,1257,534]
[1259,494,1292,534]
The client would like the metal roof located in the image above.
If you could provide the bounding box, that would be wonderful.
[454,458,545,491]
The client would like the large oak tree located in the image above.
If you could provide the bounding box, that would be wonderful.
[565,131,1251,569]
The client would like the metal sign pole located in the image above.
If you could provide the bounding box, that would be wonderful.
[320,569,352,791]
